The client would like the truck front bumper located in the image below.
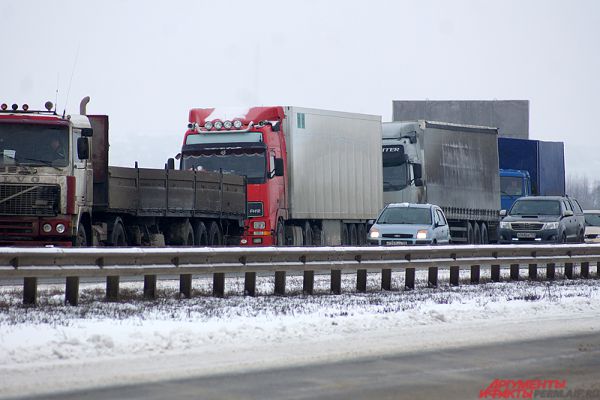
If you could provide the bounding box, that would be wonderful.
[0,216,73,246]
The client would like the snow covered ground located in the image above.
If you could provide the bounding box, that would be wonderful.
[1,268,600,398]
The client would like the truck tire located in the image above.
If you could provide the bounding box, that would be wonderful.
[473,223,481,244]
[481,223,489,244]
[167,220,194,246]
[303,222,313,246]
[349,224,358,246]
[208,222,222,246]
[275,221,285,246]
[75,222,89,247]
[357,224,367,246]
[466,222,474,245]
[194,222,208,246]
[341,224,349,246]
[111,222,127,246]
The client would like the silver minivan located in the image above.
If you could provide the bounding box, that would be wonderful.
[367,203,451,246]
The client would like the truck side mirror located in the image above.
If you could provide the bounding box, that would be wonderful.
[412,163,423,180]
[166,158,175,170]
[81,127,93,137]
[77,137,89,160]
[274,158,284,176]
[414,178,424,187]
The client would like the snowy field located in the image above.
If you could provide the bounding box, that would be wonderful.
[1,267,600,398]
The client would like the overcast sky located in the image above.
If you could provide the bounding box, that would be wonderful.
[2,0,598,178]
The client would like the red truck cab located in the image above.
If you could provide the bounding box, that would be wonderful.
[182,107,287,245]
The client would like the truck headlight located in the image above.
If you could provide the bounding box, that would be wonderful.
[416,230,428,239]
[369,228,380,238]
[56,224,66,234]
[543,222,559,230]
[253,221,266,229]
[42,223,52,233]
[500,221,511,229]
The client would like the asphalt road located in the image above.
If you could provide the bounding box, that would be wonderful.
[16,331,600,400]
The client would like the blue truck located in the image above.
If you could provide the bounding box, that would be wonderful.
[498,138,565,211]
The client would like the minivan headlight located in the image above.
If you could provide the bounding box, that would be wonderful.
[543,222,559,230]
[416,230,428,239]
[369,228,380,238]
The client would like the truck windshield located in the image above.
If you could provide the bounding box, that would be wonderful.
[182,149,266,184]
[500,176,523,196]
[0,123,69,167]
[377,207,432,225]
[383,164,408,192]
[509,200,561,216]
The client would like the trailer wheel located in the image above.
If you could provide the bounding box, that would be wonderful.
[481,223,489,244]
[303,222,313,246]
[194,222,208,246]
[167,220,194,246]
[341,224,349,246]
[473,223,481,244]
[111,222,127,246]
[75,222,89,247]
[466,222,474,244]
[357,224,367,246]
[349,224,358,246]
[208,222,222,246]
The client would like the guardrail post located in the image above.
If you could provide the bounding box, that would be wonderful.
[244,272,256,296]
[144,275,157,299]
[65,276,79,306]
[450,266,459,286]
[381,269,392,291]
[213,273,225,297]
[405,268,415,290]
[510,264,520,281]
[331,270,341,295]
[581,262,590,279]
[491,265,501,282]
[565,263,573,279]
[428,267,438,288]
[23,277,37,305]
[303,271,314,295]
[357,269,367,292]
[275,271,286,295]
[528,264,538,280]
[470,265,480,284]
[179,274,192,299]
[106,276,120,301]
[546,263,556,280]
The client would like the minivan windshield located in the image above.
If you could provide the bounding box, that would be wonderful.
[585,213,600,226]
[377,207,432,225]
[509,200,561,216]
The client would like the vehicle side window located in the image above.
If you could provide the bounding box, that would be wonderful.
[571,199,583,214]
[435,209,447,226]
[269,152,276,177]
[433,210,440,225]
[563,200,573,212]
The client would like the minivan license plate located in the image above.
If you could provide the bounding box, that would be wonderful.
[516,232,536,239]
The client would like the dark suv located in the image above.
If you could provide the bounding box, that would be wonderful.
[499,196,585,244]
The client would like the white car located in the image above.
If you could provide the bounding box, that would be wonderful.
[584,210,600,243]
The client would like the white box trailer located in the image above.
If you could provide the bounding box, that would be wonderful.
[282,106,383,221]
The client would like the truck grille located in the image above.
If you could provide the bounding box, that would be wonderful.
[0,184,60,216]
[511,222,544,231]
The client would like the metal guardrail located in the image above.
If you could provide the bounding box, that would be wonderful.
[1,244,599,305]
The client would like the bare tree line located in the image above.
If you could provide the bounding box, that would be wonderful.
[567,175,600,210]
